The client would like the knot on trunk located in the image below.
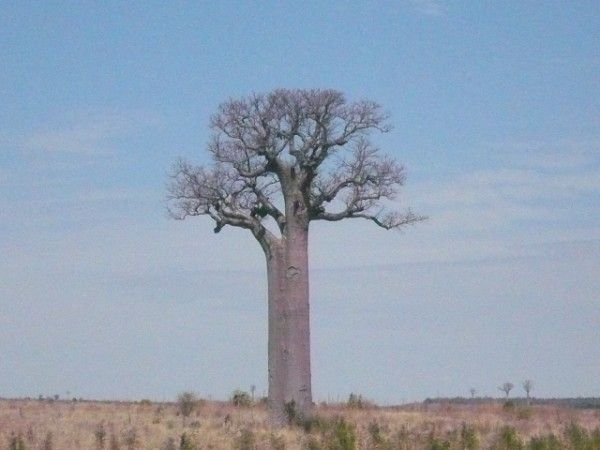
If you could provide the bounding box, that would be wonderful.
[285,266,301,280]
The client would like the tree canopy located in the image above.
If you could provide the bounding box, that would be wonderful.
[167,89,423,248]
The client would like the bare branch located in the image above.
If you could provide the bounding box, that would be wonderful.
[166,159,280,245]
[317,208,426,229]
[308,139,425,229]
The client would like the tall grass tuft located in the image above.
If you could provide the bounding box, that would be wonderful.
[327,419,356,450]
[179,433,197,450]
[8,434,27,450]
[42,432,53,450]
[461,423,479,450]
[528,434,563,450]
[236,429,256,450]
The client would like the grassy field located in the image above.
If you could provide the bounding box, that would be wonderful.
[1,398,599,450]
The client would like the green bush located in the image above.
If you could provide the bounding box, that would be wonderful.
[231,390,252,407]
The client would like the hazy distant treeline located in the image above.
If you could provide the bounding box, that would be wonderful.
[423,397,600,409]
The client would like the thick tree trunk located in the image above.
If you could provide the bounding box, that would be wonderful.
[265,224,312,426]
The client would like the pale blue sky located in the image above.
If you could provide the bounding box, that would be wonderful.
[1,1,599,402]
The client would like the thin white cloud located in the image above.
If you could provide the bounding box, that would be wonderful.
[19,110,160,156]
[487,137,600,170]
[75,187,157,203]
[406,0,445,16]
[413,138,599,212]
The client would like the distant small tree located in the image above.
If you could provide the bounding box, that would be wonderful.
[498,382,514,399]
[469,388,476,399]
[522,380,533,405]
[177,392,199,418]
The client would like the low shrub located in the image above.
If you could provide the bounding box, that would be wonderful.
[347,393,372,409]
[231,390,252,407]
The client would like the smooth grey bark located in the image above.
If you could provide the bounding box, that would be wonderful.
[265,180,312,425]
[266,228,311,424]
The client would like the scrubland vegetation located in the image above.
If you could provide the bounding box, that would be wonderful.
[1,397,599,450]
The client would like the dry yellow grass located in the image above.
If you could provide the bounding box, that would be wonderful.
[1,398,598,449]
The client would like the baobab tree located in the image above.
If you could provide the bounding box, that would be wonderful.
[167,89,423,424]
[522,379,534,405]
[499,382,514,399]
